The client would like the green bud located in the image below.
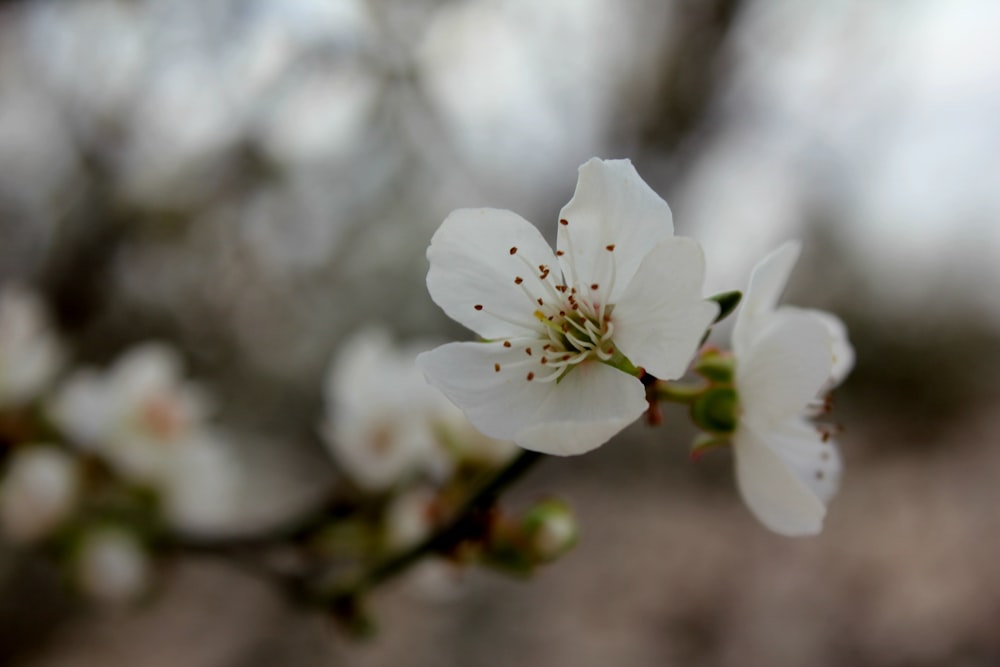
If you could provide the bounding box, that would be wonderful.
[691,386,738,434]
[522,498,578,563]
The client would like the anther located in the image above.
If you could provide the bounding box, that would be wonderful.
[537,298,544,306]
[526,347,532,356]
[494,363,501,372]
[559,219,569,226]
[591,283,599,290]
[503,341,512,348]
[474,304,483,311]
[526,372,535,381]
[606,244,616,251]
[514,276,523,285]
[541,357,548,364]
[556,250,565,256]
[510,247,518,255]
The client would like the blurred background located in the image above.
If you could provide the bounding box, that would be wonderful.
[1,0,1000,665]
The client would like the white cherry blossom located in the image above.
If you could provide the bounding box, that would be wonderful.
[50,343,212,482]
[0,285,62,407]
[323,328,515,492]
[0,445,78,543]
[417,158,718,456]
[731,242,854,536]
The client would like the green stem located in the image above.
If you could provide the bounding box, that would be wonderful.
[654,379,708,404]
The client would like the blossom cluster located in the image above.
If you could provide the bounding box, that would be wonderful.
[418,158,854,536]
[0,157,854,624]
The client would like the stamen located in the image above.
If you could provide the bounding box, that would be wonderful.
[494,363,501,372]
[510,247,518,255]
[526,372,535,381]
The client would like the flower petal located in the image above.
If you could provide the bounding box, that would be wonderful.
[732,240,800,355]
[734,423,827,536]
[426,208,559,339]
[612,237,718,380]
[556,159,674,303]
[798,308,855,388]
[737,310,833,425]
[416,341,646,456]
[764,418,842,503]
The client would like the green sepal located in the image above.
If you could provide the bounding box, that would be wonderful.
[693,353,734,383]
[691,386,738,434]
[708,290,742,324]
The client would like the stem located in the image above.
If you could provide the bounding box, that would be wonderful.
[329,450,545,601]
[654,379,708,404]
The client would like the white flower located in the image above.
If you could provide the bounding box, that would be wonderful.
[730,242,854,536]
[417,158,718,456]
[0,446,78,543]
[0,285,62,407]
[50,343,212,482]
[733,241,854,388]
[323,328,514,491]
[76,528,150,604]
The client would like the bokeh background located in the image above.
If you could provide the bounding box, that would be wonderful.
[2,0,1000,665]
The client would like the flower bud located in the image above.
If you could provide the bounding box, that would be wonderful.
[0,445,78,543]
[522,498,578,563]
[76,528,150,604]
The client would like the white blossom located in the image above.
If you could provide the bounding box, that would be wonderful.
[730,242,854,536]
[76,528,150,604]
[50,343,212,482]
[417,158,718,456]
[323,328,513,491]
[0,446,78,543]
[0,285,62,407]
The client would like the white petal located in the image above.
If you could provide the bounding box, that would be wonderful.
[426,208,559,339]
[737,310,833,425]
[734,423,827,536]
[49,371,117,448]
[556,158,674,303]
[110,343,183,403]
[764,418,842,503]
[417,341,646,456]
[732,241,800,355]
[611,237,718,380]
[800,308,855,388]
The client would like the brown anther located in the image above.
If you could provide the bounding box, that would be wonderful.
[603,313,612,322]
[561,324,569,332]
[606,244,616,251]
[514,276,523,285]
[556,285,567,292]
[537,297,544,306]
[605,347,613,354]
[562,355,571,361]
[821,431,831,443]
[559,310,566,316]
[541,357,548,364]
[526,347,532,356]
[556,250,565,256]
[503,341,512,348]
[474,304,484,311]
[494,363,501,372]
[559,218,569,226]
[526,372,535,381]
[510,246,518,255]
[591,283,599,290]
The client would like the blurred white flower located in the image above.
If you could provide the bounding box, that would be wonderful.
[0,446,78,543]
[730,242,853,536]
[0,285,62,408]
[384,485,438,551]
[50,343,212,482]
[323,328,495,492]
[50,343,234,531]
[417,158,718,456]
[76,528,150,604]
